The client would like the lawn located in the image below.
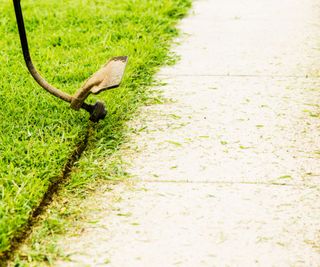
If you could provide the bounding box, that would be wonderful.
[0,0,191,258]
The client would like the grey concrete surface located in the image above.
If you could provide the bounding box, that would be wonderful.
[56,0,320,266]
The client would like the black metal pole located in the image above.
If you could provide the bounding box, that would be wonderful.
[13,0,106,122]
[13,0,72,103]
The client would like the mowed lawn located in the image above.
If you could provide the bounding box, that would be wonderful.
[0,0,191,256]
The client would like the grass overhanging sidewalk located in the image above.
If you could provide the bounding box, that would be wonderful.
[0,0,191,257]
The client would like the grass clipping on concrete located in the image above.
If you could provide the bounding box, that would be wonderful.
[0,0,191,257]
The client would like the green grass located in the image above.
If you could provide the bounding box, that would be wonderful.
[0,0,191,257]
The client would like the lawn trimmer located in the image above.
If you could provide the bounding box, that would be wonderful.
[13,0,128,122]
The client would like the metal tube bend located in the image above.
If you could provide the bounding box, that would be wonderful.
[13,0,72,103]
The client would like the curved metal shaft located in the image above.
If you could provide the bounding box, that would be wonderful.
[13,0,72,103]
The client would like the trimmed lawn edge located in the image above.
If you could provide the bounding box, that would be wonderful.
[1,0,192,264]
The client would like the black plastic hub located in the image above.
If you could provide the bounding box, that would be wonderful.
[88,101,107,122]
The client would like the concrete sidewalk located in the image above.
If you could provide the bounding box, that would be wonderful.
[58,0,320,266]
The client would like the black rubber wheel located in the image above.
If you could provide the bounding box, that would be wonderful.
[89,101,107,122]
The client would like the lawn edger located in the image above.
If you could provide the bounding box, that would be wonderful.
[13,0,128,122]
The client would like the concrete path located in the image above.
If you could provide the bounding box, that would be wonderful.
[57,0,320,266]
